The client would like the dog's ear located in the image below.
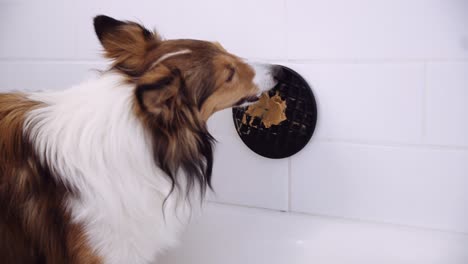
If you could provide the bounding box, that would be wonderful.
[93,15,161,76]
[135,65,184,117]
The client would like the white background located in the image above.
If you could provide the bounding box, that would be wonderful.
[1,0,467,262]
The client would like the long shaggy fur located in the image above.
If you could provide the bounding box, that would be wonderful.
[135,68,215,200]
[0,14,277,264]
[25,73,197,263]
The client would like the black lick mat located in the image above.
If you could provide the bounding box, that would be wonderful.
[232,66,317,159]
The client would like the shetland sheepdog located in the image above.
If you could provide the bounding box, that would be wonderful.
[0,15,279,263]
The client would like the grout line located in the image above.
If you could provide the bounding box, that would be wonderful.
[0,58,107,64]
[208,201,468,237]
[283,0,290,62]
[243,58,468,65]
[243,58,290,64]
[287,157,292,212]
[285,58,468,64]
[290,210,468,237]
[2,58,467,65]
[71,0,80,60]
[208,200,284,213]
[421,62,428,142]
[313,137,468,151]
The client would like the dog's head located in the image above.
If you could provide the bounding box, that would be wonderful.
[94,15,279,121]
[93,15,280,198]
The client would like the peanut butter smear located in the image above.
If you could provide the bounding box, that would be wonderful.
[242,92,287,128]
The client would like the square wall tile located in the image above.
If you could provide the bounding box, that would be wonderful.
[0,0,75,59]
[73,0,286,60]
[208,134,289,211]
[0,62,107,92]
[286,63,424,143]
[207,109,237,139]
[287,0,468,60]
[291,142,468,233]
[426,62,468,146]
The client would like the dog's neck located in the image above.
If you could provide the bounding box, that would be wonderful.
[25,73,171,193]
[25,71,213,200]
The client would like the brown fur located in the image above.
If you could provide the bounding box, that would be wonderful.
[93,16,262,198]
[0,93,101,263]
[0,15,268,263]
[130,45,259,197]
[93,16,259,121]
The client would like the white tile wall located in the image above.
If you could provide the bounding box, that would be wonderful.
[0,0,467,237]
[73,0,287,60]
[206,109,236,137]
[0,62,107,92]
[287,0,468,60]
[0,0,75,59]
[291,142,468,233]
[288,63,425,143]
[425,62,468,147]
[208,134,289,211]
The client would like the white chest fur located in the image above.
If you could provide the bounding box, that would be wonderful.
[25,73,192,263]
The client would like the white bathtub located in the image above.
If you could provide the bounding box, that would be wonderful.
[160,203,468,264]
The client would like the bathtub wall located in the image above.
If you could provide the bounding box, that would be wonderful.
[1,0,467,233]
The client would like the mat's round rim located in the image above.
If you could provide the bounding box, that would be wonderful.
[232,65,318,159]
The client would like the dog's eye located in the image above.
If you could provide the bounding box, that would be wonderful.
[226,66,235,83]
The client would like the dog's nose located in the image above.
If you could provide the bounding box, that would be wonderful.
[272,65,286,82]
[247,61,279,93]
